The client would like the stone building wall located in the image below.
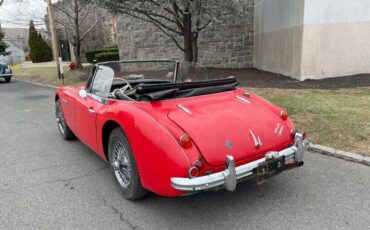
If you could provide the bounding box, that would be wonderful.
[117,0,254,68]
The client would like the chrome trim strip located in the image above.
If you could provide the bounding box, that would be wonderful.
[257,136,262,146]
[177,104,192,115]
[278,126,284,136]
[249,129,260,147]
[274,123,280,134]
[171,133,309,192]
[236,96,251,104]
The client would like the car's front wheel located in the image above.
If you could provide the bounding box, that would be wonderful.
[5,77,11,83]
[55,100,75,140]
[108,128,147,200]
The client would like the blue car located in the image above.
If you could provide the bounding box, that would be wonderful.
[0,63,12,83]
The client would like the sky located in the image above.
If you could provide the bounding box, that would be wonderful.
[0,0,54,29]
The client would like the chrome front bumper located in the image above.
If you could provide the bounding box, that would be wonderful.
[171,133,309,192]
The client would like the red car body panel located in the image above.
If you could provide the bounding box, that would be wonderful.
[56,86,295,197]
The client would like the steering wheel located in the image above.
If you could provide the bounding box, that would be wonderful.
[103,77,132,96]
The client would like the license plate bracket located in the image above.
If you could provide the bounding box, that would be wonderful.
[257,156,285,185]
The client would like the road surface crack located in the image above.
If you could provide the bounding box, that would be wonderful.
[103,199,137,230]
[30,166,108,187]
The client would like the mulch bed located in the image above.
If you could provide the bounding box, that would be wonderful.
[208,68,370,90]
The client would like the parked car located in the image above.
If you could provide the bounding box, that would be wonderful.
[55,60,309,200]
[0,62,13,83]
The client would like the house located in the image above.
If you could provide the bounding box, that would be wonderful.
[45,0,118,63]
[0,39,25,65]
[1,27,49,54]
[117,0,370,80]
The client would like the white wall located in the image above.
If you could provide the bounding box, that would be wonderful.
[254,0,305,78]
[254,0,370,80]
[304,0,370,25]
[299,0,370,80]
[255,0,304,34]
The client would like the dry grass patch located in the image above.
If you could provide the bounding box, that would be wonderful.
[14,67,87,87]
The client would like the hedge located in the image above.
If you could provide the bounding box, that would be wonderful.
[95,52,120,62]
[85,47,119,63]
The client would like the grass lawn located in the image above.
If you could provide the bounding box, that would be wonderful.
[13,66,370,156]
[14,66,86,87]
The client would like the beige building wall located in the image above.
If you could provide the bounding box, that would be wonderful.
[300,0,370,80]
[254,0,370,81]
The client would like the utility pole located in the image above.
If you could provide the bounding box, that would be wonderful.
[47,0,61,79]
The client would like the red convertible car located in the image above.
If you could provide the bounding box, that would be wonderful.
[55,60,309,200]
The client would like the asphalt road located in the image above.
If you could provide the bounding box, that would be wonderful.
[0,80,369,230]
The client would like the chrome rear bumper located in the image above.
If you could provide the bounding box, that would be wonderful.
[171,133,309,192]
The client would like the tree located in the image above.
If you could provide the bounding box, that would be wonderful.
[0,29,9,56]
[29,20,53,63]
[90,0,242,63]
[51,0,106,69]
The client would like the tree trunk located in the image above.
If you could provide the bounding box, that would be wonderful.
[74,43,83,69]
[74,0,83,69]
[182,11,194,63]
[183,31,194,63]
[192,32,199,63]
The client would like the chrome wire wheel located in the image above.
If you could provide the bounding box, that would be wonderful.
[55,102,66,134]
[111,141,132,188]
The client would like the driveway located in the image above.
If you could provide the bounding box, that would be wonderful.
[0,80,369,229]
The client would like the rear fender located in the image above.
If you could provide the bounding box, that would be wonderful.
[97,102,190,196]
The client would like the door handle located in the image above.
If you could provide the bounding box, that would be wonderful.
[88,107,96,114]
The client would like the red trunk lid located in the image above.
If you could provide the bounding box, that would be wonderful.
[168,95,290,166]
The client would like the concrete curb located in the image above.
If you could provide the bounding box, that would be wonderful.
[13,78,58,89]
[309,144,370,166]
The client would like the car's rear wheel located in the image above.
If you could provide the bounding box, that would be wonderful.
[5,77,11,83]
[108,128,147,200]
[55,100,75,140]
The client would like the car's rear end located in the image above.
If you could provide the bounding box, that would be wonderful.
[136,87,308,195]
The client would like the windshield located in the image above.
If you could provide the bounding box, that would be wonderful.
[99,61,178,82]
[177,62,208,82]
[88,60,238,101]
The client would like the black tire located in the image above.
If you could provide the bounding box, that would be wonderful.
[108,128,147,200]
[55,100,75,140]
[5,77,11,83]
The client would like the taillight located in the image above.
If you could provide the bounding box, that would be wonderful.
[179,134,192,148]
[188,166,199,178]
[302,132,307,140]
[188,159,205,178]
[290,129,297,139]
[281,110,289,120]
[193,159,205,170]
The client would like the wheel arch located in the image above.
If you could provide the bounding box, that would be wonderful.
[102,120,121,161]
[98,108,190,196]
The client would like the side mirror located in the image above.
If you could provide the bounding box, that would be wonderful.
[79,89,87,98]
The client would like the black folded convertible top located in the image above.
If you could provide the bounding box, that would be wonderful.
[136,77,238,94]
[136,77,239,101]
